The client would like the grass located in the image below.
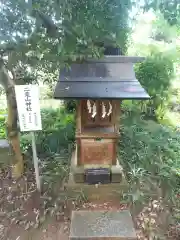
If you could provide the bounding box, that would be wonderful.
[161,110,180,128]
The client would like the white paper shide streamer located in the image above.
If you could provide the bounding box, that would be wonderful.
[91,102,97,118]
[102,101,106,118]
[107,101,112,116]
[87,100,112,119]
[87,99,92,113]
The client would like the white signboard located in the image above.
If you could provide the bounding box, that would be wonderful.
[15,85,42,132]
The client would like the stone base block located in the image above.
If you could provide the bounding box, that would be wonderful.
[0,139,12,165]
[70,210,137,240]
[73,166,84,183]
[73,165,123,184]
[111,165,123,183]
[67,151,127,201]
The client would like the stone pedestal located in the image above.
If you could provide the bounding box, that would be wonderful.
[66,151,127,201]
[0,139,12,165]
[111,165,123,183]
[70,210,137,240]
[71,150,123,184]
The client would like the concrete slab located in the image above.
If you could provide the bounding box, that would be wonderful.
[70,210,137,240]
[0,139,9,148]
[0,139,12,164]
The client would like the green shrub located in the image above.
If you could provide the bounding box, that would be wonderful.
[63,100,77,113]
[151,14,177,43]
[119,110,180,200]
[0,116,6,139]
[20,134,32,153]
[21,107,75,156]
[135,52,174,119]
[119,109,180,229]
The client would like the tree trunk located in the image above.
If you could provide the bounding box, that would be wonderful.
[0,61,23,178]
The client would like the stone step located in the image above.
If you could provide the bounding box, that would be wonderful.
[65,182,127,202]
[70,210,137,240]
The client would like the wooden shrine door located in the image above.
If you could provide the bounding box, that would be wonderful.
[77,99,119,166]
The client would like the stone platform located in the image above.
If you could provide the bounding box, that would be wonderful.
[70,210,137,240]
[65,150,128,201]
[70,149,123,183]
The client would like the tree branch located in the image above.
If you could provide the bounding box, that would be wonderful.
[31,9,58,37]
[0,61,14,90]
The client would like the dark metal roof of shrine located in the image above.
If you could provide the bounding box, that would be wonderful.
[54,56,150,100]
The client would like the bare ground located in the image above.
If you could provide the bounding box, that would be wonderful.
[4,201,128,240]
[0,171,179,240]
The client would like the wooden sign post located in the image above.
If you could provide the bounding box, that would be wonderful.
[15,85,42,191]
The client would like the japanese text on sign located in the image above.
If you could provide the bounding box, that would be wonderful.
[15,85,42,132]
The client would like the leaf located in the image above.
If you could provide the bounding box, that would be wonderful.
[33,222,39,229]
[25,222,30,230]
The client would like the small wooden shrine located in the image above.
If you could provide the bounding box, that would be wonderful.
[54,55,150,184]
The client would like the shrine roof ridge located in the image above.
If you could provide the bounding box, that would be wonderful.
[86,56,145,63]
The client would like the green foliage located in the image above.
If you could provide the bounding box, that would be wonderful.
[151,13,178,43]
[39,86,54,100]
[20,133,32,153]
[0,111,6,139]
[119,108,180,207]
[144,0,180,26]
[0,0,132,69]
[21,107,75,156]
[40,150,71,191]
[60,0,131,57]
[0,117,5,139]
[63,100,77,113]
[135,52,174,119]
